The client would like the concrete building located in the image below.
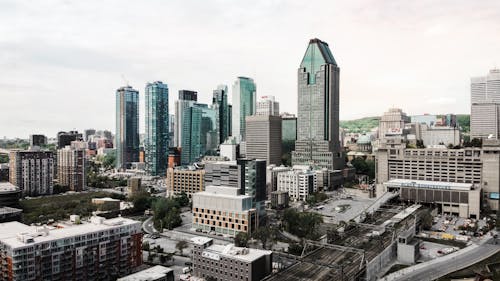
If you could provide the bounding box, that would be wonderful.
[256,95,279,116]
[192,186,258,237]
[420,125,461,147]
[232,77,256,141]
[271,190,289,209]
[145,81,169,176]
[277,166,317,201]
[191,236,272,281]
[166,166,205,198]
[92,197,121,211]
[57,146,86,192]
[220,139,239,161]
[127,177,143,196]
[292,39,343,170]
[397,227,420,264]
[411,114,437,127]
[376,139,500,211]
[0,182,20,207]
[204,161,239,188]
[384,179,480,218]
[9,149,54,197]
[471,69,500,139]
[116,86,140,169]
[117,265,174,281]
[379,108,411,140]
[57,131,83,149]
[245,115,282,166]
[266,165,292,195]
[0,216,142,281]
[0,207,22,223]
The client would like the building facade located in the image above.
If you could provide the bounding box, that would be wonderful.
[191,236,272,281]
[0,216,142,281]
[213,85,231,145]
[180,105,202,165]
[277,166,317,201]
[256,95,279,116]
[9,149,54,197]
[57,146,86,192]
[166,167,205,197]
[174,90,198,148]
[145,81,169,176]
[471,69,500,139]
[232,77,256,141]
[192,186,258,237]
[245,115,282,166]
[29,134,47,147]
[116,86,140,169]
[57,131,83,149]
[292,38,343,170]
[379,108,411,139]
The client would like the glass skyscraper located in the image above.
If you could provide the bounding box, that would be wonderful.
[232,77,256,141]
[174,90,198,147]
[212,85,230,144]
[292,38,344,170]
[145,81,169,176]
[116,85,139,169]
[181,105,202,165]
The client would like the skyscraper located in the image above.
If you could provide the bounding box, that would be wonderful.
[181,105,202,165]
[145,81,169,176]
[471,69,500,139]
[256,95,279,116]
[292,38,343,170]
[232,77,256,141]
[57,146,86,192]
[116,85,139,169]
[212,85,230,144]
[174,90,198,147]
[245,115,282,166]
[9,148,54,197]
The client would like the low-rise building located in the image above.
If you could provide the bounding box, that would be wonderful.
[0,216,142,281]
[192,186,257,237]
[117,265,174,281]
[0,207,22,223]
[190,236,272,281]
[92,197,121,211]
[277,166,317,201]
[266,165,292,195]
[0,182,20,207]
[270,190,289,209]
[166,166,205,198]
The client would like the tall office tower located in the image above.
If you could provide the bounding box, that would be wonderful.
[84,129,96,141]
[232,77,256,141]
[174,90,198,147]
[245,115,282,165]
[292,38,343,170]
[145,81,169,176]
[379,108,411,139]
[200,105,218,154]
[212,85,230,144]
[115,85,139,169]
[471,69,500,139]
[168,114,175,147]
[281,113,297,163]
[181,105,202,165]
[57,146,86,191]
[256,95,279,116]
[29,134,47,147]
[228,104,233,136]
[9,149,54,196]
[237,158,267,214]
[57,131,83,149]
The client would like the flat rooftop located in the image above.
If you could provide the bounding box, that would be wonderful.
[0,216,141,248]
[203,243,272,263]
[0,206,22,216]
[117,265,173,281]
[0,182,20,193]
[191,236,212,246]
[384,179,474,191]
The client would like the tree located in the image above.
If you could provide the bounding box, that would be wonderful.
[419,210,433,230]
[234,232,249,247]
[283,209,323,239]
[102,153,116,170]
[176,240,189,255]
[0,154,8,164]
[287,243,303,256]
[174,192,189,207]
[253,227,270,249]
[131,191,152,213]
[142,241,150,251]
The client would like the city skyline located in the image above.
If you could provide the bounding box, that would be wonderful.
[1,0,500,138]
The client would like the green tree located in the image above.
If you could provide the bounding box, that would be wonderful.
[234,232,249,247]
[0,154,8,163]
[176,240,189,255]
[131,191,152,212]
[102,153,116,170]
[419,210,433,230]
[287,243,304,256]
[283,209,323,239]
[253,227,270,249]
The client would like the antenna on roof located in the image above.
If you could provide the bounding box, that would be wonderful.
[121,74,129,87]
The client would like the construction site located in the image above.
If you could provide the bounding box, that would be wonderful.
[265,200,424,281]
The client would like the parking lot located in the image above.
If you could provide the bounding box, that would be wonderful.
[431,214,488,240]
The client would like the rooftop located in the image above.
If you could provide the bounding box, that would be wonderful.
[117,265,173,281]
[204,243,272,263]
[0,216,140,248]
[0,182,20,193]
[384,179,474,191]
[0,206,22,216]
[190,236,212,246]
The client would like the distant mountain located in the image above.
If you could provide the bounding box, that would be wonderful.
[340,114,470,133]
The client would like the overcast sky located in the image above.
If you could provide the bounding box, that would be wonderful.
[1,0,499,139]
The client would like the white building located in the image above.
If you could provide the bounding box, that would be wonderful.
[471,69,500,139]
[420,125,461,147]
[256,95,279,116]
[277,165,317,201]
[117,265,174,281]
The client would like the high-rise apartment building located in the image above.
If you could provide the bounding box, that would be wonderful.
[29,134,47,147]
[174,90,198,147]
[9,149,54,197]
[57,131,83,149]
[166,166,205,198]
[84,129,96,142]
[471,69,500,139]
[256,95,279,116]
[292,38,343,170]
[145,81,169,176]
[0,216,142,281]
[245,115,282,165]
[212,85,231,144]
[116,86,139,169]
[57,146,86,192]
[232,77,256,141]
